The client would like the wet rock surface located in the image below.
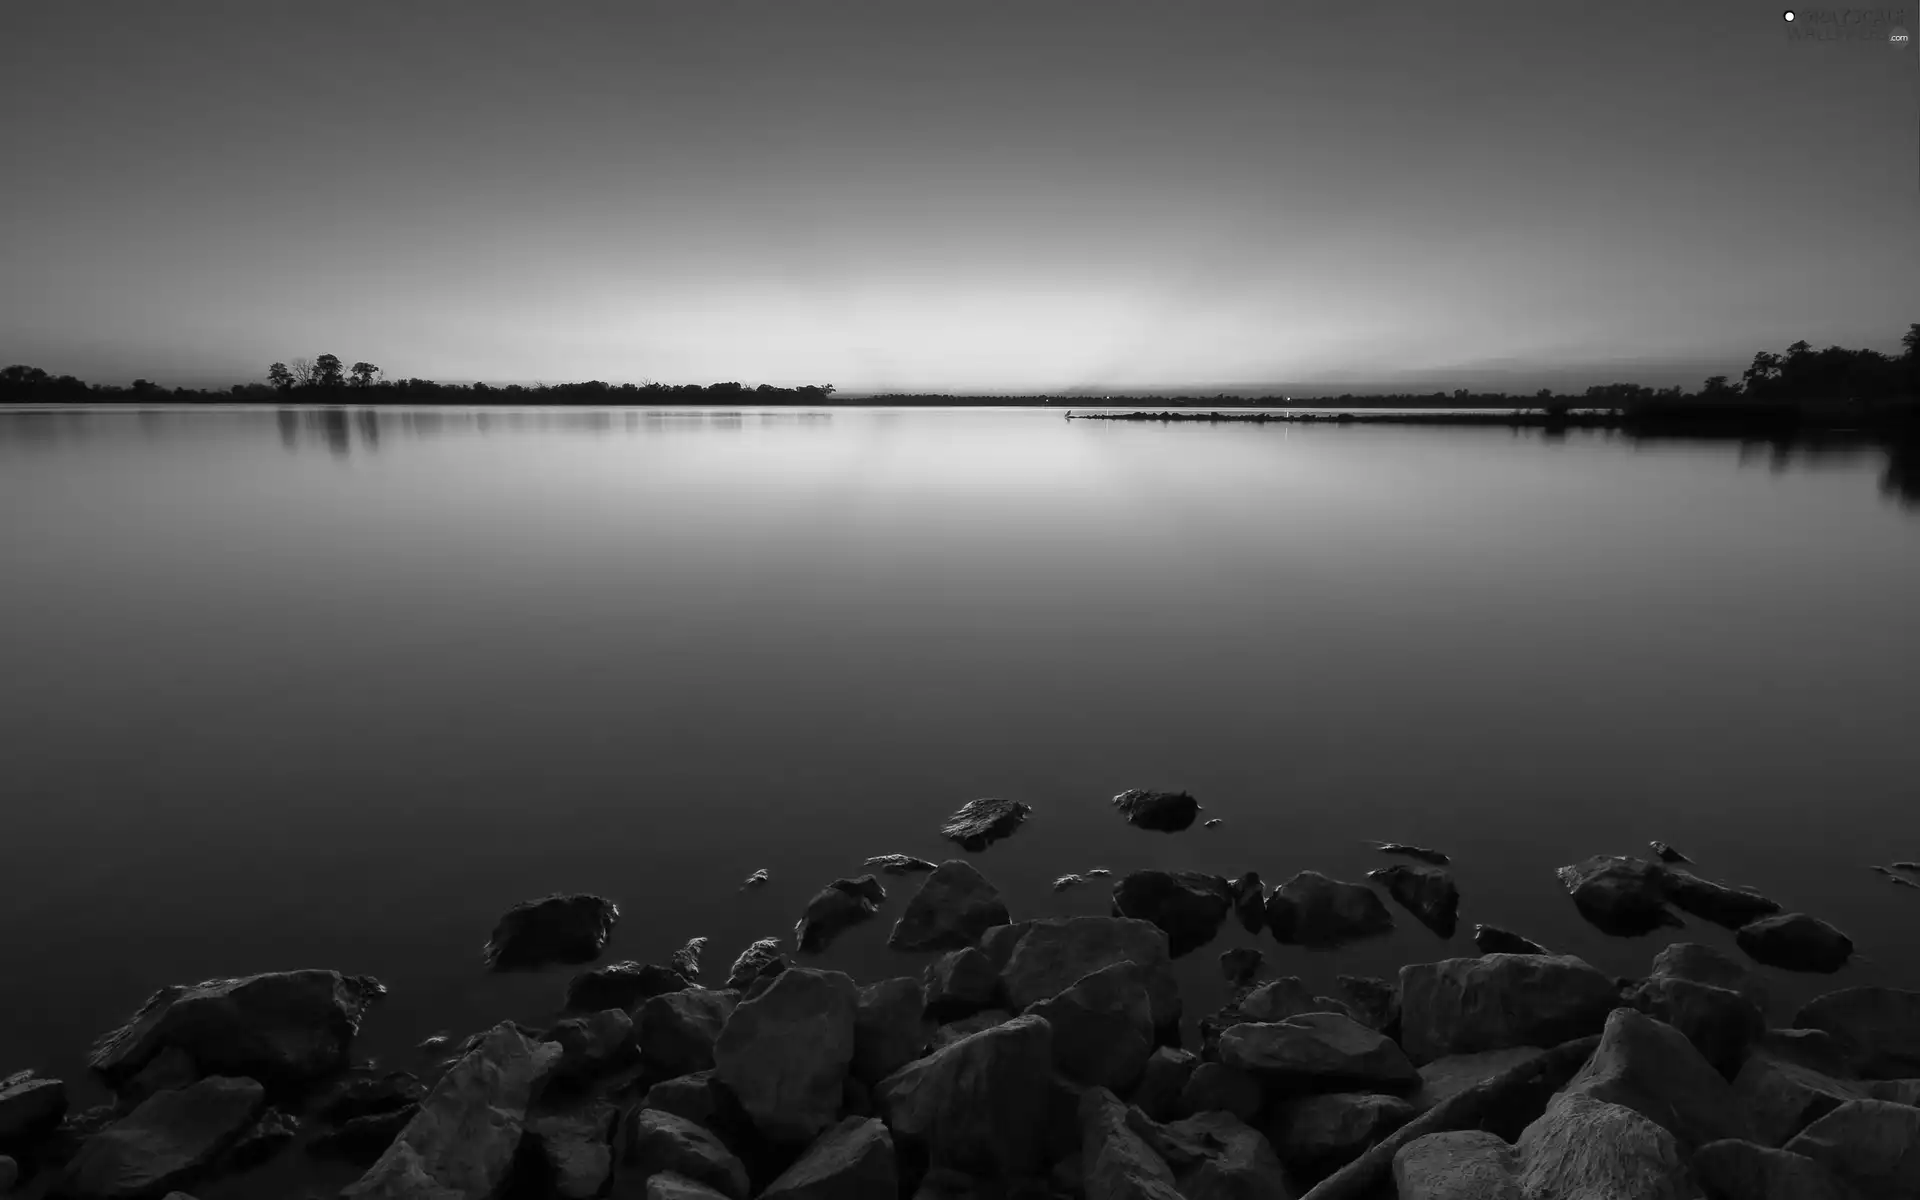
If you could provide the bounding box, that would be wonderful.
[1736,912,1855,973]
[1558,1006,1753,1150]
[1029,961,1157,1092]
[1367,864,1460,939]
[638,988,735,1079]
[864,855,938,875]
[1217,1011,1419,1090]
[723,939,790,991]
[1110,789,1200,832]
[1371,841,1450,866]
[61,1076,264,1200]
[1109,870,1232,957]
[1392,1129,1520,1200]
[566,960,693,1013]
[939,797,1031,851]
[1471,924,1548,955]
[874,1013,1054,1180]
[1398,953,1617,1064]
[1660,868,1782,930]
[1264,871,1394,949]
[1650,941,1769,1012]
[793,875,887,955]
[1514,1092,1700,1200]
[483,893,620,970]
[619,1108,751,1200]
[712,967,859,1146]
[1556,855,1684,937]
[1793,986,1920,1078]
[1226,871,1265,934]
[887,860,1010,952]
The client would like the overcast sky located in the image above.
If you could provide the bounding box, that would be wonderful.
[4,1,1918,393]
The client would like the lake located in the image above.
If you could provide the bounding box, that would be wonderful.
[3,405,1918,1108]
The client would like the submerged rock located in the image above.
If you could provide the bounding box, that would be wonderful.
[723,939,789,991]
[1514,1093,1699,1200]
[1556,856,1682,937]
[1368,864,1460,939]
[874,1014,1054,1179]
[1736,913,1854,974]
[1110,788,1200,832]
[887,860,1010,952]
[1219,948,1264,988]
[1661,868,1782,930]
[1053,874,1088,892]
[1372,841,1451,866]
[712,967,858,1145]
[742,869,770,889]
[760,1115,897,1199]
[864,854,938,875]
[565,960,695,1012]
[87,970,385,1087]
[669,937,708,981]
[1398,954,1617,1064]
[1218,1011,1419,1089]
[1264,870,1394,949]
[61,1076,264,1199]
[794,875,888,955]
[483,893,619,970]
[1203,818,1224,828]
[1110,870,1232,957]
[1471,924,1549,955]
[1227,871,1265,934]
[939,798,1031,852]
[1793,987,1920,1079]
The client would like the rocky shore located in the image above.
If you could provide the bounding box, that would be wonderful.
[1,796,1916,1200]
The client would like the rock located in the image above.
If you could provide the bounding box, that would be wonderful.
[1411,1048,1547,1112]
[852,978,931,1085]
[1204,818,1225,828]
[61,1076,265,1199]
[1737,913,1854,973]
[1270,1092,1416,1175]
[1559,1007,1753,1150]
[0,1072,68,1144]
[1263,871,1393,949]
[1219,948,1264,988]
[640,1072,724,1129]
[1196,979,1332,1060]
[760,1116,896,1199]
[226,1105,297,1168]
[115,1047,197,1111]
[794,876,887,954]
[713,967,857,1145]
[483,893,619,970]
[86,970,384,1088]
[722,940,788,991]
[888,861,1011,952]
[547,1008,639,1081]
[1366,865,1460,939]
[1217,1011,1418,1089]
[0,1156,15,1193]
[1784,1099,1920,1198]
[1867,1078,1920,1104]
[1397,953,1618,1064]
[565,961,693,1013]
[530,1105,616,1200]
[1111,870,1232,958]
[1471,925,1548,955]
[1128,1049,1198,1123]
[1734,1049,1869,1147]
[1371,841,1450,866]
[309,1108,416,1165]
[992,917,1181,1033]
[1759,1027,1854,1077]
[1651,941,1769,1012]
[865,855,938,875]
[1110,789,1200,833]
[742,869,771,889]
[669,937,708,981]
[340,1023,561,1199]
[1078,1086,1181,1200]
[638,989,735,1079]
[932,1010,1012,1050]
[1334,975,1400,1037]
[1629,976,1765,1077]
[1690,1138,1862,1200]
[1556,855,1684,936]
[1227,872,1265,935]
[1794,988,1920,1079]
[316,1072,426,1124]
[873,1013,1054,1179]
[1392,1130,1520,1200]
[1055,874,1089,892]
[618,1109,750,1200]
[1650,841,1692,864]
[1514,1092,1700,1200]
[1134,1110,1294,1199]
[645,1173,733,1200]
[923,948,1002,1020]
[939,798,1031,852]
[1177,1063,1262,1123]
[1029,962,1156,1092]
[1660,869,1782,930]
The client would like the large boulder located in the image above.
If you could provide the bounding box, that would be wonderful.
[618,1109,750,1200]
[1334,975,1400,1037]
[1659,869,1782,930]
[931,1010,1012,1050]
[1410,1048,1548,1113]
[1783,1099,1920,1198]
[638,989,736,1079]
[1029,962,1156,1093]
[851,978,931,1085]
[1078,1087,1181,1200]
[712,967,857,1146]
[1268,1091,1415,1175]
[1629,976,1764,1078]
[1217,1012,1418,1090]
[341,1023,561,1199]
[1691,1138,1862,1200]
[1130,1109,1294,1199]
[1793,988,1920,1079]
[1110,871,1232,958]
[644,1174,734,1200]
[991,917,1180,1032]
[0,1072,68,1145]
[1733,1050,1869,1147]
[760,1116,896,1200]
[1128,1049,1198,1124]
[1556,856,1683,936]
[1650,942,1769,1011]
[483,893,619,970]
[1736,913,1854,973]
[923,948,1001,1020]
[528,1104,617,1200]
[60,1076,264,1199]
[873,1013,1054,1179]
[1397,954,1617,1064]
[1366,865,1460,939]
[1176,1063,1262,1123]
[888,861,1010,953]
[1263,872,1393,949]
[794,876,887,955]
[1110,789,1200,833]
[1514,1092,1700,1199]
[546,1009,638,1083]
[939,798,1031,852]
[1558,1007,1753,1150]
[565,961,691,1013]
[87,970,385,1088]
[1392,1130,1520,1200]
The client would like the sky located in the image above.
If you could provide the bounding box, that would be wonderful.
[3,1,1919,394]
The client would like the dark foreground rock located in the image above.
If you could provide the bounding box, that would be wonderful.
[760,1115,896,1199]
[1392,1130,1519,1200]
[566,961,692,1013]
[1269,1091,1415,1176]
[341,1023,560,1199]
[1227,871,1265,934]
[852,978,931,1085]
[874,1013,1054,1180]
[1334,975,1400,1037]
[1129,1048,1198,1123]
[483,893,620,970]
[1660,868,1782,930]
[713,967,858,1146]
[87,969,385,1088]
[939,798,1031,852]
[316,1073,426,1125]
[638,988,736,1079]
[1078,1086,1180,1200]
[1514,1092,1699,1200]
[794,876,887,955]
[1029,962,1155,1092]
[1132,1109,1293,1198]
[619,1109,750,1199]
[1628,975,1764,1078]
[61,1076,264,1199]
[528,1104,617,1200]
[547,1008,638,1082]
[1732,1046,1869,1146]
[1397,954,1617,1064]
[0,1071,68,1145]
[1110,789,1200,832]
[1782,1099,1920,1198]
[988,916,1181,1032]
[888,860,1010,952]
[1264,871,1394,949]
[1366,865,1459,939]
[1110,870,1232,957]
[922,948,1001,1020]
[1217,1011,1418,1090]
[1558,1007,1753,1150]
[1556,855,1683,937]
[1736,913,1854,973]
[1650,941,1769,1012]
[1691,1138,1861,1200]
[1471,925,1548,955]
[1793,986,1920,1079]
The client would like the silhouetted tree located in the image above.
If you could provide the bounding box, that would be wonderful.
[349,361,380,388]
[267,362,294,392]
[314,354,345,388]
[288,357,318,387]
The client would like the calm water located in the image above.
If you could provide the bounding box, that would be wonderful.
[4,406,1919,1101]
